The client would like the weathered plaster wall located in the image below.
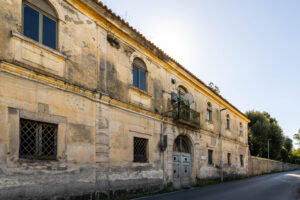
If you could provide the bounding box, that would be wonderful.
[248,156,300,176]
[0,71,97,199]
[0,0,251,199]
[0,0,99,90]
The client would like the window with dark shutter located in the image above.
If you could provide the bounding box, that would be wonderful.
[240,155,244,167]
[23,0,57,49]
[227,153,231,166]
[19,119,57,160]
[132,58,147,91]
[208,149,213,165]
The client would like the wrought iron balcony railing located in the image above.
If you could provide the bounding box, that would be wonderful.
[173,102,200,128]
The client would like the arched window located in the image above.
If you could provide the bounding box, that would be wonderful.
[239,122,243,136]
[132,58,146,91]
[206,102,212,121]
[23,0,58,49]
[226,114,230,129]
[178,86,187,97]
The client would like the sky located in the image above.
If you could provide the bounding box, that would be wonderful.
[101,0,300,145]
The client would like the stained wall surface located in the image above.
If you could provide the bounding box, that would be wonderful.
[0,0,251,199]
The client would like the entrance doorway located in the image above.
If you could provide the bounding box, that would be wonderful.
[173,135,191,188]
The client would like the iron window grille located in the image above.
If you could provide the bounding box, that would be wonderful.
[19,119,57,160]
[133,137,148,163]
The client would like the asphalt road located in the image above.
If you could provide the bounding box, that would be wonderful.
[134,170,300,200]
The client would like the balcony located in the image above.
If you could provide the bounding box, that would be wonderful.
[172,103,200,128]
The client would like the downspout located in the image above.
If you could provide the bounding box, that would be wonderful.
[161,119,165,185]
[220,108,226,182]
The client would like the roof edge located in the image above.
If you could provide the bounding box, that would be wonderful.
[88,0,249,122]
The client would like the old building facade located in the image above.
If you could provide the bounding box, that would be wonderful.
[0,0,250,199]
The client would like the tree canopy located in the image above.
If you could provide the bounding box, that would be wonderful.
[293,129,300,146]
[246,110,294,162]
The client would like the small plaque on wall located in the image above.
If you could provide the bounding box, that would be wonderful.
[201,156,206,160]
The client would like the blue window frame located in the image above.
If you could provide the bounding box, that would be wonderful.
[23,3,57,49]
[132,59,146,91]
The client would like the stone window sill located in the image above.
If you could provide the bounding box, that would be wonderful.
[129,85,152,99]
[11,31,67,59]
[206,120,213,124]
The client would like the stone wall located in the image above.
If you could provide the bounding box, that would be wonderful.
[248,156,300,176]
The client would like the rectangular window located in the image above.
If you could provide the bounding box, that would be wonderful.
[133,67,139,88]
[23,3,57,49]
[240,123,243,136]
[208,149,213,165]
[133,137,148,162]
[23,4,39,42]
[139,70,145,91]
[240,155,244,167]
[42,15,57,49]
[206,111,210,121]
[19,119,57,160]
[227,153,231,166]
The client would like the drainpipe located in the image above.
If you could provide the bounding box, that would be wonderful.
[161,120,165,186]
[220,108,227,182]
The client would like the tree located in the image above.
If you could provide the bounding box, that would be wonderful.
[283,137,293,152]
[246,110,284,160]
[208,82,220,94]
[280,137,293,162]
[293,129,300,146]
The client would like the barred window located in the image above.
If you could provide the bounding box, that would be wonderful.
[19,119,57,160]
[133,137,148,162]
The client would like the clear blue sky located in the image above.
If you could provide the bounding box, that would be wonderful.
[101,0,300,145]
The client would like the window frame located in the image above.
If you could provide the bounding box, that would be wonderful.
[226,114,230,129]
[132,58,147,91]
[239,122,243,136]
[19,118,58,160]
[208,149,213,165]
[206,102,212,122]
[227,153,231,166]
[133,137,148,163]
[22,1,58,50]
[240,155,244,167]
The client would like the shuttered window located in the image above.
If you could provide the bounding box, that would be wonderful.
[23,1,57,49]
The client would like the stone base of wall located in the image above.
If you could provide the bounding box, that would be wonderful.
[248,156,300,176]
[0,180,163,200]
